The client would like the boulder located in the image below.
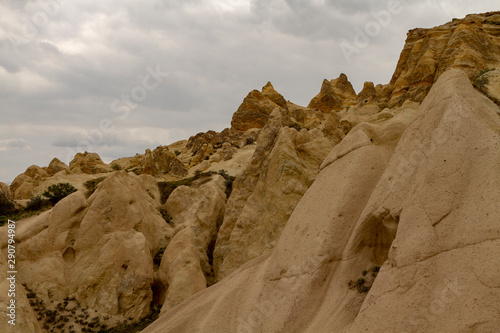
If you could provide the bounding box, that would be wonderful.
[46,158,70,176]
[69,152,111,174]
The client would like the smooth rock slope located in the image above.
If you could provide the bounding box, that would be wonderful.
[143,69,500,333]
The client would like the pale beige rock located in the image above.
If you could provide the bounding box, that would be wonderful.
[2,171,173,322]
[69,152,111,174]
[24,165,48,179]
[158,175,226,311]
[142,70,500,333]
[0,252,42,333]
[14,180,34,200]
[214,107,336,281]
[0,182,11,198]
[46,158,70,176]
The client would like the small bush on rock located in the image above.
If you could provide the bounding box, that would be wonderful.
[43,183,77,205]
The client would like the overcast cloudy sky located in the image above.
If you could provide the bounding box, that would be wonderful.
[0,0,498,183]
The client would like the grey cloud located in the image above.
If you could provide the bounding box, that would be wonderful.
[1,0,499,183]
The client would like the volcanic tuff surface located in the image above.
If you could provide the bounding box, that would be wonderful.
[1,12,500,333]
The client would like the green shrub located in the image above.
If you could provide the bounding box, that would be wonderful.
[43,183,77,205]
[26,195,51,212]
[289,122,302,131]
[111,163,122,171]
[473,68,494,91]
[174,150,181,156]
[84,177,107,195]
[0,192,18,225]
[218,170,235,198]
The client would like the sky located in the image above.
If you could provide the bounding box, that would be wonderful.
[0,0,498,184]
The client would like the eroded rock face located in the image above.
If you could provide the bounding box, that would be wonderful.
[69,152,111,174]
[0,182,11,198]
[46,158,70,176]
[308,73,357,112]
[386,12,500,107]
[231,82,288,132]
[142,70,500,333]
[143,146,188,177]
[9,165,49,200]
[213,107,337,281]
[5,171,172,321]
[0,252,42,333]
[158,175,226,311]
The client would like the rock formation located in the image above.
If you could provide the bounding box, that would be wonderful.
[231,82,289,132]
[385,11,500,107]
[0,252,42,333]
[46,158,70,176]
[1,12,499,333]
[158,175,226,310]
[142,146,188,177]
[69,152,111,174]
[213,108,337,281]
[308,73,357,112]
[142,68,500,333]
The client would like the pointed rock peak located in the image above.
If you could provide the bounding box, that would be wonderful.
[262,81,287,108]
[362,81,375,90]
[357,81,378,104]
[331,73,356,97]
[262,81,274,91]
[320,79,333,92]
[337,73,349,83]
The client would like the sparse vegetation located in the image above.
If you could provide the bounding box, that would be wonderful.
[97,306,161,333]
[43,183,77,205]
[174,150,181,156]
[24,283,160,333]
[111,163,122,171]
[84,177,107,195]
[0,192,17,226]
[348,266,381,294]
[289,122,302,131]
[158,170,237,204]
[473,68,494,91]
[1,192,53,225]
[158,207,173,225]
[25,195,51,212]
[219,169,236,197]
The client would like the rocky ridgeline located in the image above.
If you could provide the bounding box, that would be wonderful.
[1,11,500,333]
